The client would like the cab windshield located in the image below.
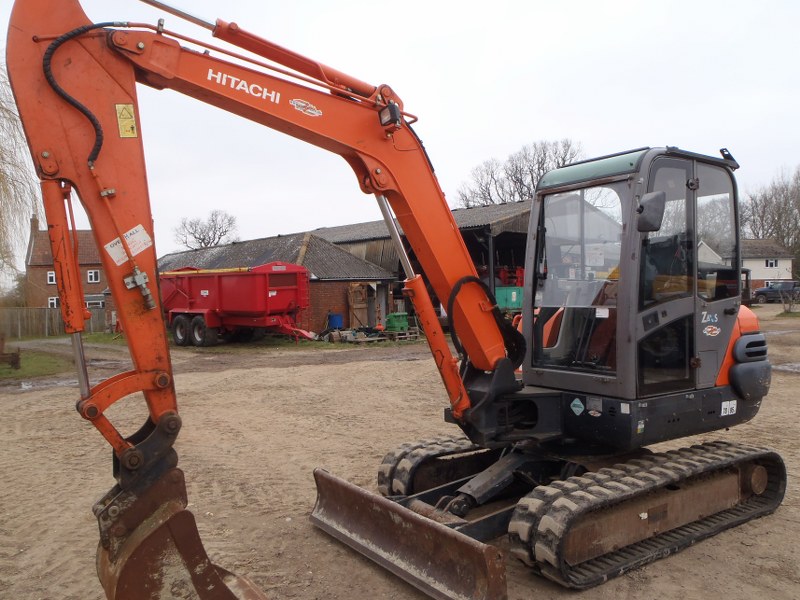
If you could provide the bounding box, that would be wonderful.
[532,182,626,373]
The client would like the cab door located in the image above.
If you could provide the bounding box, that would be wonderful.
[636,157,740,396]
[636,157,696,396]
[693,163,740,388]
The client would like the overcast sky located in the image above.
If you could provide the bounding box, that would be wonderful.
[3,0,800,261]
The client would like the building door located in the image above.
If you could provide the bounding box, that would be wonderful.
[348,283,369,328]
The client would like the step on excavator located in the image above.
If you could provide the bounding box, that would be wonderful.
[6,1,786,599]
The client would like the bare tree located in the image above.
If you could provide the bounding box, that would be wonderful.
[741,190,774,240]
[457,158,506,207]
[0,66,42,285]
[741,166,800,262]
[697,196,735,256]
[173,209,239,250]
[457,139,583,207]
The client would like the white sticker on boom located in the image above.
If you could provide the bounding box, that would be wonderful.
[104,224,153,266]
[721,400,737,416]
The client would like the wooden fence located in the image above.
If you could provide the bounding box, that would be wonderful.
[0,307,106,339]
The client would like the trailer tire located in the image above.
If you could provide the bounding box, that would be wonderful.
[190,316,218,347]
[172,315,191,346]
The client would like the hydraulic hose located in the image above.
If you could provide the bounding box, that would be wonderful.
[42,22,127,168]
[446,275,526,370]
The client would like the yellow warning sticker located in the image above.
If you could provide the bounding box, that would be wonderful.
[115,104,137,138]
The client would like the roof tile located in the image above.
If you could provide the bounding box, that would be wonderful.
[741,238,794,259]
[27,227,102,266]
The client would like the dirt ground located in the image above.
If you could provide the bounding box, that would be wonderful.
[1,304,798,600]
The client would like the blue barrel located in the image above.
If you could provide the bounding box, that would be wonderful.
[328,313,343,329]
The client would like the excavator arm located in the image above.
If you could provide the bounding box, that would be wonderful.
[7,1,521,598]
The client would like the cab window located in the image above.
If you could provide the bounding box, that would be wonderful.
[696,164,738,301]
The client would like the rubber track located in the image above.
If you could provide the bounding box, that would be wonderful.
[377,435,479,496]
[507,441,786,589]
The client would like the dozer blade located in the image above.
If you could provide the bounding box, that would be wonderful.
[96,468,268,599]
[310,468,507,600]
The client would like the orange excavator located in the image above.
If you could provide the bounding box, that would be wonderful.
[6,1,786,599]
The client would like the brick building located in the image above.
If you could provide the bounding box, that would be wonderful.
[24,216,107,308]
[157,232,395,333]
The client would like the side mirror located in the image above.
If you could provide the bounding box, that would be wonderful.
[637,191,666,232]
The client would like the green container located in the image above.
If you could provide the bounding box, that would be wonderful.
[494,286,523,311]
[385,312,409,332]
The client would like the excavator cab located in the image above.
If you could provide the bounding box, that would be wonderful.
[436,147,771,453]
[521,147,766,447]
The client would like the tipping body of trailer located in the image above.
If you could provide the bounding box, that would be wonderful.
[160,262,315,345]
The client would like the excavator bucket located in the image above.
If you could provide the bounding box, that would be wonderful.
[310,468,507,600]
[96,468,268,600]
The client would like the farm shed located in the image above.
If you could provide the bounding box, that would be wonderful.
[313,200,531,290]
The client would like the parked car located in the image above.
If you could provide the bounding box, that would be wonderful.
[752,280,800,304]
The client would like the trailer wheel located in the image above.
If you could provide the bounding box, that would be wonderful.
[190,316,218,347]
[172,315,191,346]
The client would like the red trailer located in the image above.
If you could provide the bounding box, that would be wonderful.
[159,262,314,346]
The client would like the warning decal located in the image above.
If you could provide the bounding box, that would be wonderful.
[116,104,137,138]
[104,224,153,266]
[570,398,584,416]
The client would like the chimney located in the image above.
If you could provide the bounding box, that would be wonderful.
[26,214,40,267]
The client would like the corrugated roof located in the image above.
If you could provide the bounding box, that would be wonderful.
[741,239,794,259]
[158,233,395,281]
[452,199,532,231]
[313,219,390,243]
[313,200,532,243]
